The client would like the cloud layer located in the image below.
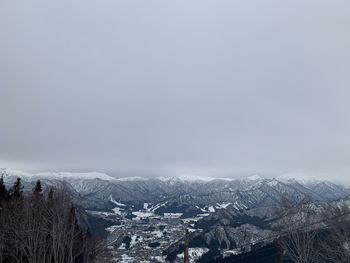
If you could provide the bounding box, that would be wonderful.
[1,0,350,180]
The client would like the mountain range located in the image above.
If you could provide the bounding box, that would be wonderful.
[2,168,349,262]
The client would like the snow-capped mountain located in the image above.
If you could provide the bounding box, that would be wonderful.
[2,168,350,262]
[2,168,349,212]
[0,168,115,181]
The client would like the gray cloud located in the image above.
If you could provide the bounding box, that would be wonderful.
[1,0,350,180]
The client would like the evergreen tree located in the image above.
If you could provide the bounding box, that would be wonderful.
[32,179,42,196]
[0,175,7,200]
[10,177,24,199]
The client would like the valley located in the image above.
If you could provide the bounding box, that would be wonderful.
[2,168,350,262]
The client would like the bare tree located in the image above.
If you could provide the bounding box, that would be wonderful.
[274,197,320,263]
[0,180,100,263]
[318,204,350,263]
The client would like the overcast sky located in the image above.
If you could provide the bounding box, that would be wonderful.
[0,0,350,180]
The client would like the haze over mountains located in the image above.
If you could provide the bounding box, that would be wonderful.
[1,168,347,184]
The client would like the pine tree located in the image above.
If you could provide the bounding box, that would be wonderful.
[0,175,7,200]
[32,179,42,196]
[11,177,24,199]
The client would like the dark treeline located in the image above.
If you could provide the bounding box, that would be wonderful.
[0,176,98,263]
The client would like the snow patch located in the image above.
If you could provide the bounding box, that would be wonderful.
[176,248,209,262]
[208,206,215,213]
[163,213,183,218]
[216,202,231,209]
[132,211,154,219]
[109,195,126,206]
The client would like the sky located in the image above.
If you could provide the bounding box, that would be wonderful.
[0,0,350,181]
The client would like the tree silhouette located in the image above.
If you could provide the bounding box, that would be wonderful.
[10,177,24,199]
[0,175,7,200]
[32,179,42,196]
